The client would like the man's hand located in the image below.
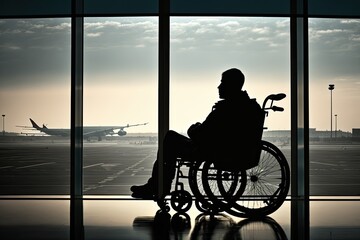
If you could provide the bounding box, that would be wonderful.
[187,122,201,137]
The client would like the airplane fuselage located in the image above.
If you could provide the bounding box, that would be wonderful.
[26,118,148,139]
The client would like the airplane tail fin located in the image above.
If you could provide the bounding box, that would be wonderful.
[29,118,42,130]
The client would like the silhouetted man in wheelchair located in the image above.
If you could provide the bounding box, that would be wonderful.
[131,68,264,199]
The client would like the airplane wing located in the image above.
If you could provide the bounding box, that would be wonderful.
[118,122,149,129]
[83,128,116,137]
[83,122,149,138]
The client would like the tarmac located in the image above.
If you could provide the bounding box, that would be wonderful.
[0,136,360,196]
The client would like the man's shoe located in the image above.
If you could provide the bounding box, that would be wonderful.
[130,183,153,193]
[130,181,171,198]
[131,191,155,200]
[130,183,156,199]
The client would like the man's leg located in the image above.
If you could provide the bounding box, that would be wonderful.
[162,130,194,191]
[130,152,159,199]
[131,130,194,199]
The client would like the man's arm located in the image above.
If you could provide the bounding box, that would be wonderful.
[187,122,201,139]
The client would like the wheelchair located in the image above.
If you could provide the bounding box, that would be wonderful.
[157,93,290,219]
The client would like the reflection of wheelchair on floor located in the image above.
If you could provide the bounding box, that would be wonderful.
[225,216,288,240]
[189,213,236,240]
[157,93,290,219]
[133,212,287,240]
[189,214,288,240]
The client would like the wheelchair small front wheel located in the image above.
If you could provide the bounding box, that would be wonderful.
[194,199,211,213]
[170,190,193,213]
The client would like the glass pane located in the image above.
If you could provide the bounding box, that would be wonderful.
[83,17,158,195]
[0,0,71,17]
[170,17,291,193]
[309,18,360,195]
[170,0,290,15]
[0,18,71,195]
[308,0,360,17]
[84,0,158,15]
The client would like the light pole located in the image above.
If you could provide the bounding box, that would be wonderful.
[2,114,5,136]
[335,114,337,138]
[328,84,335,138]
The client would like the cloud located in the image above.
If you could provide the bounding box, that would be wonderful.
[85,19,157,31]
[276,19,290,28]
[340,19,360,24]
[0,44,21,51]
[1,17,358,132]
[46,22,70,30]
[217,21,240,28]
[316,29,346,35]
[83,18,158,51]
[252,27,269,34]
[250,37,270,42]
[32,24,45,29]
[170,17,288,54]
[86,32,103,38]
[351,35,360,42]
[85,20,122,29]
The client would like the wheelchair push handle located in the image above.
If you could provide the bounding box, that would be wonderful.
[272,106,284,112]
[268,93,286,101]
[262,93,286,111]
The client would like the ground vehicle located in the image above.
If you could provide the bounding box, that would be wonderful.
[157,93,290,218]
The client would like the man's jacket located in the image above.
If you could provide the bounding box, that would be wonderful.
[188,91,264,171]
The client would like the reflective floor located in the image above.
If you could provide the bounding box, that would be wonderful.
[1,197,360,240]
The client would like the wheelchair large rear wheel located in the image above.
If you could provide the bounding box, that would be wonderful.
[225,140,290,218]
[201,161,247,213]
[189,160,233,214]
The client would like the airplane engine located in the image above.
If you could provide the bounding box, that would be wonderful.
[118,130,127,136]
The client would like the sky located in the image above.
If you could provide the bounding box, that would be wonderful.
[0,17,359,134]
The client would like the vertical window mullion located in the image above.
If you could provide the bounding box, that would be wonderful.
[158,0,170,197]
[291,0,309,239]
[70,0,84,199]
[70,0,84,239]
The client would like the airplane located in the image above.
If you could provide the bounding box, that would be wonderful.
[18,118,148,140]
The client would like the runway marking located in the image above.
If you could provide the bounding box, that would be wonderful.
[0,166,13,169]
[17,162,55,169]
[310,161,338,166]
[310,184,360,186]
[131,167,145,176]
[83,163,103,169]
[84,153,155,192]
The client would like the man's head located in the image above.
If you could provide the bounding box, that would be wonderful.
[218,68,245,99]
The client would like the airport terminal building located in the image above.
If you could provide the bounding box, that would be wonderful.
[263,128,358,143]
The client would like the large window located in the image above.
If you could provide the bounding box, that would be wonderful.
[169,17,291,195]
[83,17,158,195]
[309,18,360,196]
[0,18,71,194]
[0,1,359,198]
[170,17,291,155]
